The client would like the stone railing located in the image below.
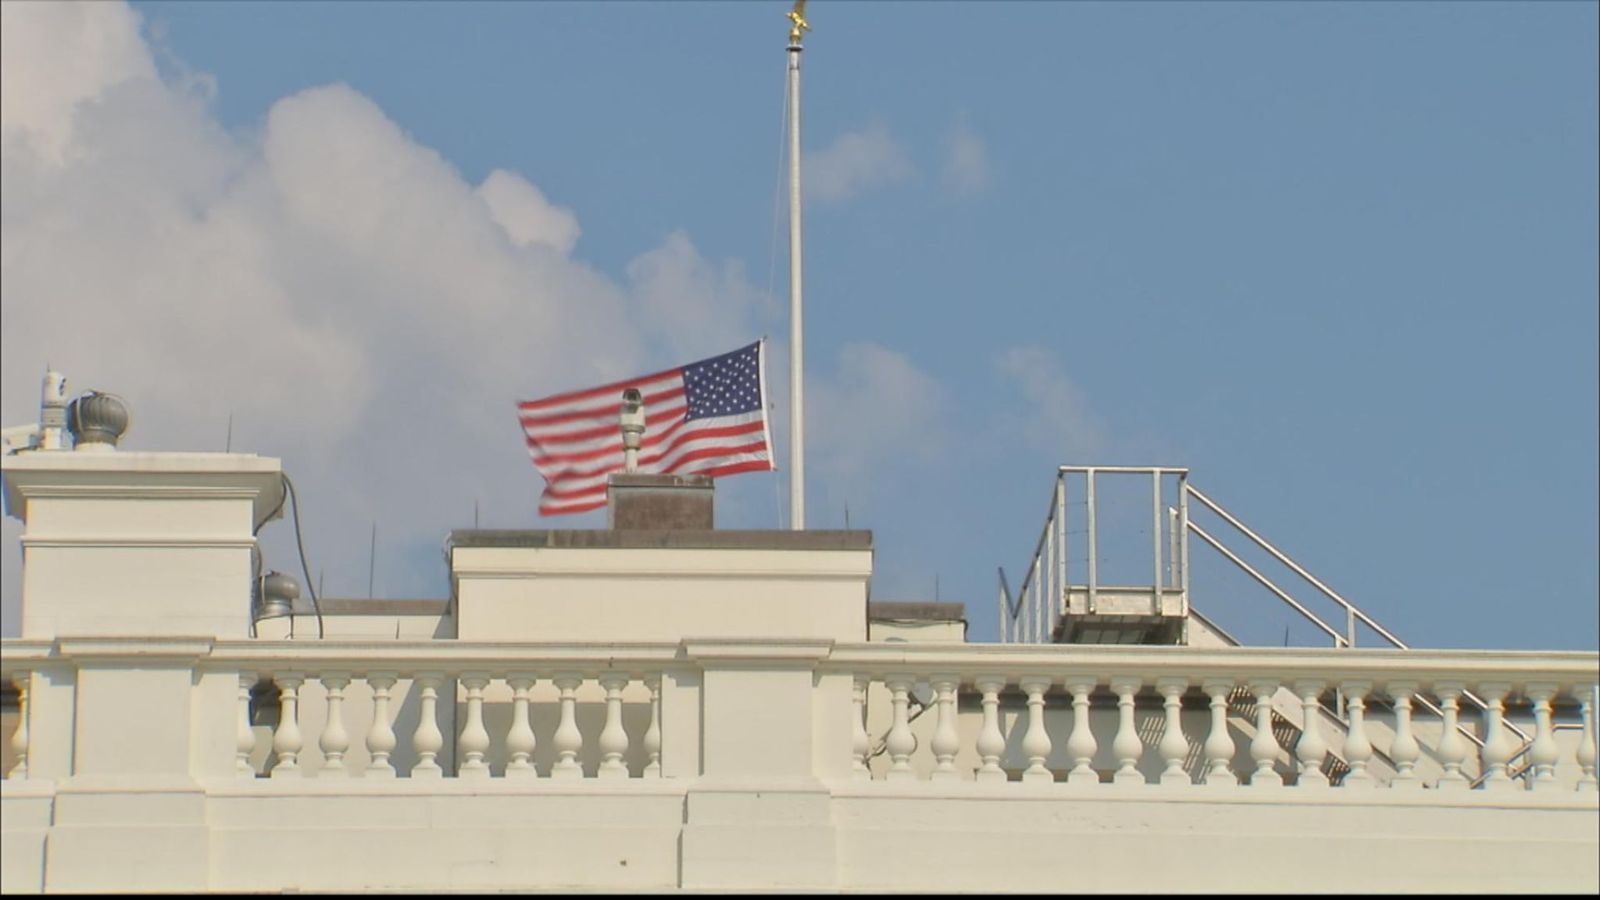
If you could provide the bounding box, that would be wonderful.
[0,639,690,783]
[2,639,1596,793]
[826,644,1599,793]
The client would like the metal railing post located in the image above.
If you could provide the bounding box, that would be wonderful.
[1167,508,1179,590]
[1086,469,1098,614]
[1055,472,1066,642]
[997,574,1007,645]
[1151,470,1163,609]
[1177,475,1190,606]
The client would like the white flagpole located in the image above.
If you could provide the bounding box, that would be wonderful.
[786,1,810,530]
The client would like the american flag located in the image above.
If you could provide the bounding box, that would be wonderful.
[517,340,775,515]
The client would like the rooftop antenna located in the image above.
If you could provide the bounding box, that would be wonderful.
[474,497,480,528]
[786,0,811,530]
[225,412,233,453]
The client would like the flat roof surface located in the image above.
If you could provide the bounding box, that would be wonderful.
[448,529,872,551]
[868,601,967,622]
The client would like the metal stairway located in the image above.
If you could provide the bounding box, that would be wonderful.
[998,465,1518,786]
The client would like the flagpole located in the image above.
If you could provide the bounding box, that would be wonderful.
[786,1,810,531]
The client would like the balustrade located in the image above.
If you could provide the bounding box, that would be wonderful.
[270,674,304,778]
[505,676,537,778]
[1577,685,1599,792]
[1339,680,1374,787]
[457,673,491,778]
[1293,680,1328,787]
[3,642,1595,797]
[220,667,665,781]
[365,672,399,777]
[1110,677,1144,785]
[235,674,256,778]
[1387,681,1421,788]
[1435,682,1470,789]
[1478,682,1516,791]
[1019,676,1053,784]
[1247,679,1283,787]
[1157,677,1190,786]
[319,673,351,773]
[832,664,1599,795]
[1202,679,1237,787]
[8,671,29,780]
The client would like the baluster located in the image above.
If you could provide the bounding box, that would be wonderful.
[930,674,961,782]
[1524,682,1560,792]
[852,675,873,781]
[410,672,444,778]
[1201,679,1237,787]
[1575,684,1598,792]
[1339,681,1374,787]
[1248,679,1282,787]
[643,675,663,779]
[6,671,27,780]
[1291,680,1327,787]
[270,673,304,778]
[505,675,537,778]
[1110,677,1144,785]
[1386,681,1421,788]
[1478,682,1515,791]
[364,672,398,777]
[974,676,1007,783]
[1433,681,1469,790]
[1156,677,1189,786]
[1020,676,1054,785]
[551,672,584,779]
[884,675,917,782]
[319,673,351,774]
[597,674,630,779]
[1064,677,1099,786]
[457,673,491,779]
[236,674,257,777]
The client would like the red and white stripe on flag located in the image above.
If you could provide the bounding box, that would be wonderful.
[517,340,775,515]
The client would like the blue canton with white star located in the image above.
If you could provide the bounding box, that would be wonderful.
[682,342,763,421]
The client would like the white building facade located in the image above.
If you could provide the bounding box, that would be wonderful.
[1,446,1597,893]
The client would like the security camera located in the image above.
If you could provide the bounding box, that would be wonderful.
[619,388,646,472]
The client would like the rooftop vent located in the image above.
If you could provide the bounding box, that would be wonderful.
[66,391,130,450]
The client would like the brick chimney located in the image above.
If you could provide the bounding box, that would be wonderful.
[606,472,714,530]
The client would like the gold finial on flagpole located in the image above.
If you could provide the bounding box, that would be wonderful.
[787,0,810,46]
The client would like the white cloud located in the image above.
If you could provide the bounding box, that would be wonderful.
[476,169,581,255]
[0,0,157,163]
[809,342,947,484]
[941,117,991,198]
[0,1,941,632]
[994,347,1106,458]
[0,1,772,629]
[625,230,772,363]
[804,122,913,205]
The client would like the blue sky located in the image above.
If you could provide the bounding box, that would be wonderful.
[1,1,1594,650]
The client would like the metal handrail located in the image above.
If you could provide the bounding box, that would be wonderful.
[1179,482,1529,749]
[1185,485,1407,649]
[1468,723,1584,789]
[1002,471,1065,644]
[1186,519,1348,647]
[1002,467,1190,645]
